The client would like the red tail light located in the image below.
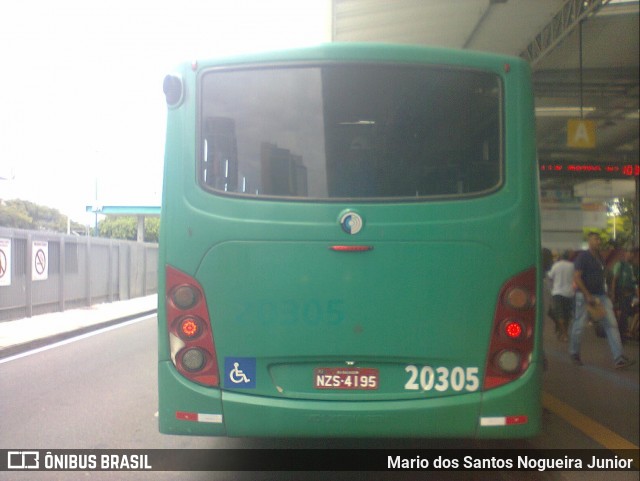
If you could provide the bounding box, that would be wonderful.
[165,265,219,386]
[484,267,536,390]
[504,320,524,340]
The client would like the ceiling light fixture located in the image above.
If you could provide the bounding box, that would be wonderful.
[535,107,596,117]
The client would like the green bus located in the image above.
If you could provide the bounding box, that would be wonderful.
[158,43,541,438]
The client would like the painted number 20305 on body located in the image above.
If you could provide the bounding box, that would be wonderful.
[404,365,480,392]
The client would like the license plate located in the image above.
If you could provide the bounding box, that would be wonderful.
[314,367,378,390]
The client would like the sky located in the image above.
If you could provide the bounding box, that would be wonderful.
[0,0,330,224]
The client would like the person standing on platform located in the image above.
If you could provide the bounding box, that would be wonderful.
[548,251,575,341]
[569,232,634,369]
[611,248,639,341]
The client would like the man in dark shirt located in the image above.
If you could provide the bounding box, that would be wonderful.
[569,232,634,369]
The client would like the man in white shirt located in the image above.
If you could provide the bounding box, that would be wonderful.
[548,251,575,341]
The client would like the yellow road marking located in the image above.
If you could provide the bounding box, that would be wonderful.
[543,392,639,466]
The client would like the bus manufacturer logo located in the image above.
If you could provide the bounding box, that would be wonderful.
[340,212,363,235]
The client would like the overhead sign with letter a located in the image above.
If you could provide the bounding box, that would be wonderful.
[567,119,596,149]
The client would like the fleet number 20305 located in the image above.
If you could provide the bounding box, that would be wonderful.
[404,365,480,392]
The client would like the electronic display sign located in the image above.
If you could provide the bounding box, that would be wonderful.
[539,162,639,179]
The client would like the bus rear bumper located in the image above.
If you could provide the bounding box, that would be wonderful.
[158,361,541,438]
[158,361,227,436]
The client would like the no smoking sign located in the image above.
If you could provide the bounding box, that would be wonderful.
[32,241,49,281]
[0,238,11,286]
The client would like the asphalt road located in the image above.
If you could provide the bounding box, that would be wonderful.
[0,315,636,481]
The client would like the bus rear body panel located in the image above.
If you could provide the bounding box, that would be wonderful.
[158,43,541,438]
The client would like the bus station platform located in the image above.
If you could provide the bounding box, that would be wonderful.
[0,295,157,359]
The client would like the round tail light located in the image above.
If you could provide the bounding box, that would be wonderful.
[496,350,521,373]
[504,287,532,310]
[172,285,199,310]
[504,320,524,340]
[181,348,206,372]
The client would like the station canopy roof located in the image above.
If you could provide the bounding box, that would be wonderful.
[332,0,639,198]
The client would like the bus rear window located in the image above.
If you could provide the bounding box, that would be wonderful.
[199,64,502,200]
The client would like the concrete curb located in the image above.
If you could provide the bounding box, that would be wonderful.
[0,309,157,360]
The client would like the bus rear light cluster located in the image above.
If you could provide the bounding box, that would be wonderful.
[484,267,536,390]
[165,265,219,387]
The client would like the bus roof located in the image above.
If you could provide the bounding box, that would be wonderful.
[185,42,529,73]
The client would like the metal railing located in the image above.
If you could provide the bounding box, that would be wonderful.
[0,227,158,321]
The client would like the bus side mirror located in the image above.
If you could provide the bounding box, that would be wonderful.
[163,74,183,107]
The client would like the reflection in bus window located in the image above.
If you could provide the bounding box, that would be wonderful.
[200,65,501,200]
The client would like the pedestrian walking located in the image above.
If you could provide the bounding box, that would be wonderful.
[548,251,575,341]
[569,232,634,369]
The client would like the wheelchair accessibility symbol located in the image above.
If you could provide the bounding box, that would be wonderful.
[224,357,256,388]
[230,363,250,383]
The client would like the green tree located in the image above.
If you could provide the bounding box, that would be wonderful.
[144,217,160,243]
[0,199,34,229]
[98,216,160,242]
[0,199,85,233]
[98,216,137,240]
